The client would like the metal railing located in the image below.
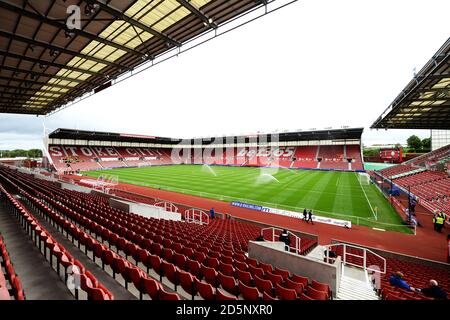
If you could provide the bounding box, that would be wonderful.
[185,208,210,225]
[261,227,301,255]
[322,243,386,274]
[154,201,179,213]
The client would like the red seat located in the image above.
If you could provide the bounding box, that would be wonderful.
[218,272,238,296]
[124,242,138,261]
[216,288,238,300]
[195,278,215,300]
[259,262,273,274]
[262,291,277,300]
[275,283,297,300]
[307,286,328,300]
[142,277,160,300]
[205,257,220,269]
[186,259,201,278]
[89,287,111,300]
[159,288,181,300]
[284,278,304,296]
[386,293,406,300]
[300,293,313,300]
[311,280,331,298]
[162,248,174,262]
[235,253,246,262]
[248,265,264,278]
[177,270,196,299]
[193,251,207,264]
[291,274,309,287]
[246,258,258,267]
[201,264,218,287]
[221,255,233,265]
[173,253,187,270]
[111,256,126,279]
[182,247,194,259]
[265,272,283,286]
[151,243,162,257]
[235,268,252,286]
[161,261,178,290]
[218,262,235,277]
[137,248,150,270]
[234,261,248,271]
[254,274,274,296]
[273,267,290,280]
[238,280,260,300]
[93,243,104,264]
[123,265,140,290]
[12,276,25,300]
[149,254,163,280]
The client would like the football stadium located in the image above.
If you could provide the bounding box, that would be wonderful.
[0,0,449,307]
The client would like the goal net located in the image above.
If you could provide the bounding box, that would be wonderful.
[358,172,371,185]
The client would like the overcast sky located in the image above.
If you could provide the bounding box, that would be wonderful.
[1,0,449,150]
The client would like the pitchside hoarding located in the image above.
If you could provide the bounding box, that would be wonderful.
[231,201,352,228]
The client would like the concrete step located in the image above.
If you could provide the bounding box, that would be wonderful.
[337,275,379,300]
[306,245,326,261]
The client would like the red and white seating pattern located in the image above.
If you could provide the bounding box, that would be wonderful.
[48,145,364,172]
[379,164,416,178]
[405,144,450,167]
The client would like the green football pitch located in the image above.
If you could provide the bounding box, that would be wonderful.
[83,165,410,233]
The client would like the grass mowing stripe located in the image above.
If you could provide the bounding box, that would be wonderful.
[83,165,410,232]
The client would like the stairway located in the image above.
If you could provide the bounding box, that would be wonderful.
[307,244,326,261]
[336,266,379,300]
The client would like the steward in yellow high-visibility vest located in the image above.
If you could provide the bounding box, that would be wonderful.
[435,216,445,233]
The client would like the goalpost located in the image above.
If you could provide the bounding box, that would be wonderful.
[358,172,371,185]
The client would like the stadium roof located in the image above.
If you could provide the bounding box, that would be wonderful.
[371,37,450,130]
[48,127,364,145]
[0,0,283,115]
[49,128,176,144]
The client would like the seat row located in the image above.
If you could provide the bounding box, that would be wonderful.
[0,181,113,300]
[2,177,182,301]
[0,233,24,300]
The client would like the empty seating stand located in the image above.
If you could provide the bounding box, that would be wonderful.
[0,167,327,301]
[0,181,113,300]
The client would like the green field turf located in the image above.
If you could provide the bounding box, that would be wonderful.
[83,165,410,233]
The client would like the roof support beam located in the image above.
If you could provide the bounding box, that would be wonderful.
[0,107,46,115]
[0,76,73,90]
[0,30,126,69]
[0,84,63,95]
[0,65,91,84]
[176,0,218,28]
[0,1,145,59]
[0,50,102,77]
[89,0,181,47]
[0,97,52,104]
[0,101,46,108]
